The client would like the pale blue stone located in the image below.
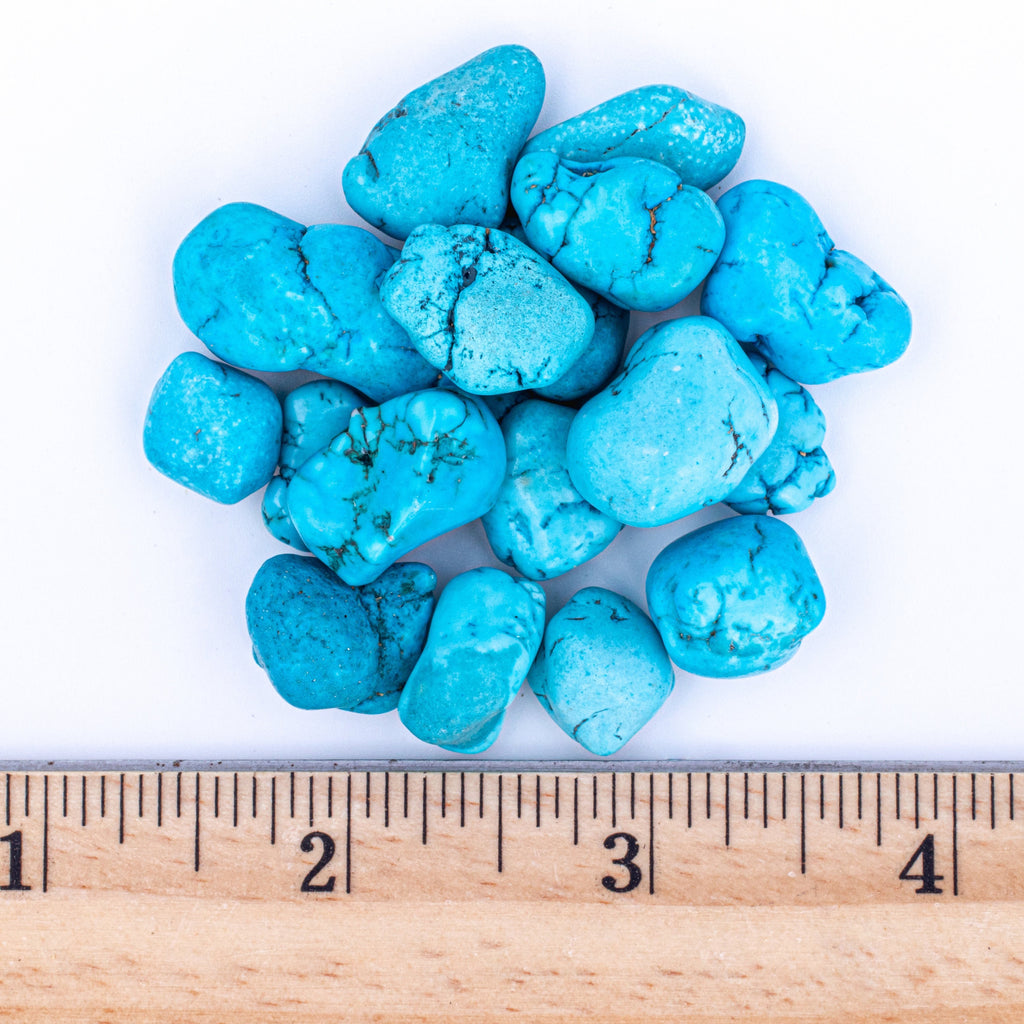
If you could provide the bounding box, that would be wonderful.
[398,568,545,753]
[287,389,506,586]
[261,476,308,550]
[380,224,594,394]
[246,555,435,712]
[481,400,622,580]
[646,515,825,677]
[522,84,745,192]
[436,375,531,422]
[726,349,836,515]
[173,203,437,402]
[342,45,545,240]
[511,153,724,311]
[566,317,777,527]
[701,180,912,384]
[143,352,281,504]
[529,588,674,755]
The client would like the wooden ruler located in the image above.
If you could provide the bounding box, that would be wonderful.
[1,761,1022,1022]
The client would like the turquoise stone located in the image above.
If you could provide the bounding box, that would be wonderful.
[342,45,545,240]
[379,224,594,394]
[701,180,912,384]
[246,555,435,712]
[511,153,724,311]
[522,84,744,191]
[481,400,622,580]
[646,515,825,677]
[287,389,506,586]
[143,352,281,504]
[398,568,545,753]
[261,476,308,550]
[529,588,674,755]
[726,349,836,515]
[172,203,437,402]
[566,317,777,527]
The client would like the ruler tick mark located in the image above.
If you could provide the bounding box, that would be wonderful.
[573,777,579,846]
[24,775,29,817]
[81,776,87,828]
[497,776,503,873]
[705,772,711,820]
[345,774,352,895]
[42,776,48,894]
[536,775,542,829]
[762,773,768,829]
[554,776,560,820]
[782,773,788,821]
[100,775,106,819]
[231,773,237,828]
[158,773,163,827]
[819,774,825,820]
[328,775,333,819]
[876,773,882,847]
[668,773,674,819]
[857,773,862,820]
[118,774,124,845]
[365,772,371,819]
[648,774,655,895]
[800,774,806,875]
[289,772,295,820]
[270,777,276,846]
[1011,774,1016,820]
[4,774,9,827]
[991,774,996,830]
[308,774,314,828]
[952,775,959,895]
[460,772,466,828]
[421,776,428,846]
[611,773,617,828]
[137,773,143,819]
[251,776,257,819]
[62,775,67,819]
[725,773,731,847]
[933,773,939,819]
[914,773,920,829]
[517,774,522,819]
[479,772,484,819]
[384,773,390,829]
[838,774,844,829]
[176,772,182,819]
[441,773,447,819]
[629,773,635,820]
[193,773,200,872]
[895,773,901,820]
[592,776,597,820]
[971,773,977,820]
[687,772,692,828]
[403,773,409,819]
[743,772,749,820]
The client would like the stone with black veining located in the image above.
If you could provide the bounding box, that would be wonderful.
[143,351,281,504]
[261,476,308,550]
[398,568,545,753]
[701,180,912,384]
[522,84,745,191]
[511,153,724,312]
[246,555,435,712]
[529,587,674,755]
[380,224,594,394]
[646,515,825,677]
[726,349,836,515]
[287,388,506,586]
[342,45,545,241]
[173,203,437,402]
[566,316,777,527]
[481,400,622,580]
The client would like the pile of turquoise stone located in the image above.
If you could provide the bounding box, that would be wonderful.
[143,45,911,756]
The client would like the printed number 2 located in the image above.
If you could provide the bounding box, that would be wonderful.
[602,831,642,893]
[0,831,30,891]
[300,831,336,893]
[899,833,944,894]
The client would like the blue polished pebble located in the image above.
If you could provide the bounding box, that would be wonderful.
[529,588,674,755]
[481,400,621,580]
[511,153,724,312]
[522,84,744,192]
[701,180,912,384]
[726,349,836,515]
[261,476,308,550]
[143,352,281,504]
[342,45,545,240]
[566,317,777,527]
[246,555,435,712]
[398,568,545,753]
[646,515,825,677]
[436,375,531,423]
[173,203,437,402]
[380,224,594,394]
[280,380,365,480]
[287,389,506,586]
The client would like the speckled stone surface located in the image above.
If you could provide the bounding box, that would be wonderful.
[398,568,545,753]
[261,476,308,550]
[529,588,674,755]
[726,349,836,515]
[380,224,594,394]
[287,389,506,586]
[246,555,435,712]
[143,351,281,504]
[342,45,545,240]
[511,153,724,311]
[701,180,912,384]
[173,203,437,402]
[566,317,777,527]
[646,515,825,677]
[481,400,622,580]
[522,84,744,191]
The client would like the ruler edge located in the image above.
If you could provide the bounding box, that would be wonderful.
[1,759,1021,772]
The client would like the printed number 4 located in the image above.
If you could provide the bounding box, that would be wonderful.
[899,833,944,894]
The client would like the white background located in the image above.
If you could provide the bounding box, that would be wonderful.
[2,0,1021,763]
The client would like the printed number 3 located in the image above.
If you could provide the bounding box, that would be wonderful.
[602,831,642,893]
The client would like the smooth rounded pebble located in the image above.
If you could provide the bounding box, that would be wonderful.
[481,400,622,580]
[511,153,724,311]
[342,45,545,240]
[701,180,912,384]
[398,568,545,753]
[173,203,437,402]
[566,316,777,527]
[380,224,594,394]
[287,389,506,586]
[726,349,836,515]
[261,476,308,550]
[646,515,825,677]
[529,588,674,755]
[522,84,745,191]
[246,555,435,712]
[143,351,281,504]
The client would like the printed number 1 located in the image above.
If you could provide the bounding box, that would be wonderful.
[0,831,30,891]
